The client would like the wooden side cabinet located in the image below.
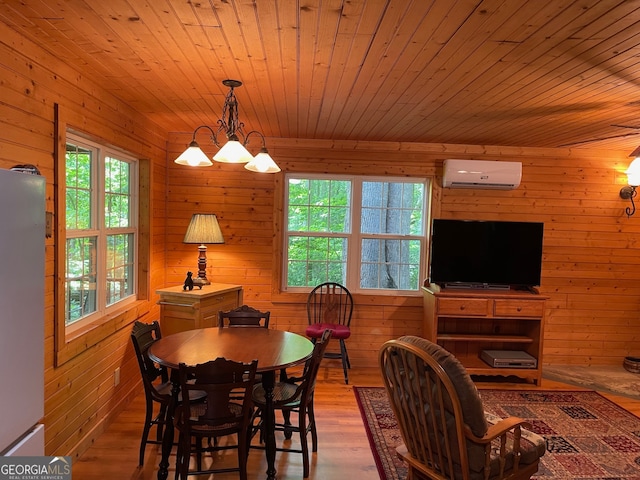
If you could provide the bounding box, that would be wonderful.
[422,285,547,384]
[156,283,243,336]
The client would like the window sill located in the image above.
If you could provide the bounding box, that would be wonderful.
[271,291,422,307]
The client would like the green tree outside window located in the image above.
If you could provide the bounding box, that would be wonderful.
[285,175,428,292]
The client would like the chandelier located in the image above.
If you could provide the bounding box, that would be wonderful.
[175,79,280,173]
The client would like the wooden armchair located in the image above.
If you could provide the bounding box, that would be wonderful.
[379,336,545,480]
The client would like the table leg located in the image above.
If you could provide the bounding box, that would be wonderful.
[158,373,179,480]
[261,370,277,480]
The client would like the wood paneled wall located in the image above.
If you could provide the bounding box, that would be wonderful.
[3,14,640,464]
[166,135,640,367]
[0,22,169,459]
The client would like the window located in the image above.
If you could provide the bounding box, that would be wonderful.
[65,134,138,331]
[285,174,428,293]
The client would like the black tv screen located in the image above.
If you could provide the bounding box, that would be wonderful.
[429,219,544,289]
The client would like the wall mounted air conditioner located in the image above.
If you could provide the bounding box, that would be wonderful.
[442,159,522,190]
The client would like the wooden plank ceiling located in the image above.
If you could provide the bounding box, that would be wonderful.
[1,0,640,152]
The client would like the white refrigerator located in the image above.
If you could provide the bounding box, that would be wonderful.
[0,168,45,456]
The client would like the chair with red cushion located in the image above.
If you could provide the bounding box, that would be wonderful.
[305,282,353,384]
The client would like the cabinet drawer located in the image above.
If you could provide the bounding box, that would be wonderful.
[214,299,241,314]
[161,316,196,336]
[494,299,544,317]
[202,291,239,308]
[201,299,239,326]
[437,298,489,316]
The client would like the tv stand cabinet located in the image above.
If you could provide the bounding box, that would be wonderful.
[422,285,547,384]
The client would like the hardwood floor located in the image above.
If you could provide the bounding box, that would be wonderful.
[71,365,640,479]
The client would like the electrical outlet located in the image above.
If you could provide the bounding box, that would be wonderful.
[114,367,120,387]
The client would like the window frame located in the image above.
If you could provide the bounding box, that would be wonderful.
[54,105,150,366]
[282,173,429,295]
[64,134,139,334]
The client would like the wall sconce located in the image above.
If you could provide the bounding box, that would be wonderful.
[175,79,281,173]
[183,214,225,286]
[620,146,640,218]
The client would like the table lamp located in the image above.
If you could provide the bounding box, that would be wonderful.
[183,214,224,286]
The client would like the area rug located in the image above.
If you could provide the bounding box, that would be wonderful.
[355,387,640,480]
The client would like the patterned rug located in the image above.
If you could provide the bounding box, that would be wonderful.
[355,387,640,480]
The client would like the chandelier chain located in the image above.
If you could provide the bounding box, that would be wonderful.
[215,82,245,144]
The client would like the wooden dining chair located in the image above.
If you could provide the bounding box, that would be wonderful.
[379,336,546,480]
[305,282,353,384]
[130,321,205,467]
[219,304,277,383]
[174,357,258,480]
[251,329,332,478]
[218,304,270,328]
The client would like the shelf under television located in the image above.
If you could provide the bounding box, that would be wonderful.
[456,354,540,384]
[437,333,534,343]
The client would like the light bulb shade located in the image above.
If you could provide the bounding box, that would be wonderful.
[183,214,224,244]
[626,157,640,186]
[175,141,214,167]
[244,149,281,173]
[213,140,254,163]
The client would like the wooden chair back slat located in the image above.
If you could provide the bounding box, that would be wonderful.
[306,282,353,327]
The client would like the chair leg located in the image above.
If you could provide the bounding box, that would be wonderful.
[299,407,310,478]
[156,403,168,441]
[175,433,185,480]
[139,398,154,466]
[283,409,293,440]
[343,339,351,368]
[339,339,350,384]
[196,437,203,472]
[308,400,318,453]
[181,440,190,480]
[245,424,254,460]
[238,431,249,480]
[252,407,265,444]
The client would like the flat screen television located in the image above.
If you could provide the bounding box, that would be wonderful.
[429,219,544,290]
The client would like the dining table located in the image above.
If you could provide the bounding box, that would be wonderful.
[147,326,314,480]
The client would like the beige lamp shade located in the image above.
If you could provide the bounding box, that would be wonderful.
[245,148,281,173]
[183,214,224,286]
[183,214,224,244]
[175,141,214,167]
[213,138,254,163]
